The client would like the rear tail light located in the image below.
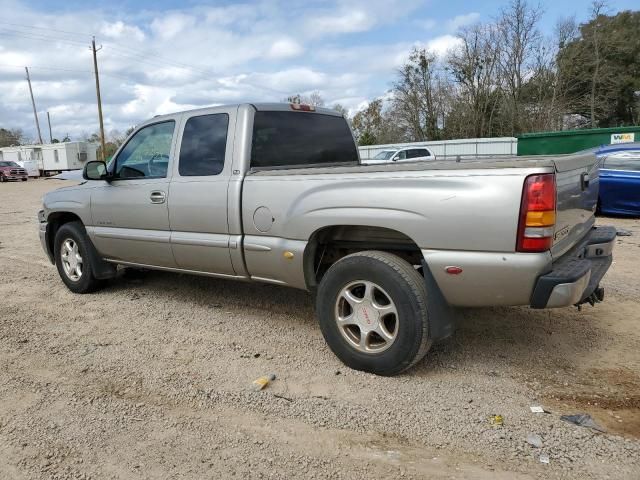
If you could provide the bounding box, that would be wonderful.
[290,103,315,112]
[516,174,556,252]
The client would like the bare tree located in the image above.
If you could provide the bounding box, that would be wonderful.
[446,23,501,137]
[495,0,544,135]
[393,48,446,141]
[588,1,607,127]
[285,91,325,107]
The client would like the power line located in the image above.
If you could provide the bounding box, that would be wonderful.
[0,20,93,39]
[0,63,132,82]
[0,28,89,47]
[0,25,291,98]
[0,22,214,76]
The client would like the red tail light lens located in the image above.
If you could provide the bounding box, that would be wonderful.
[517,174,556,253]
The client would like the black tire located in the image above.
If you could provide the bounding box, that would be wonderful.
[21,177,27,182]
[0,175,6,182]
[316,251,431,376]
[54,221,103,293]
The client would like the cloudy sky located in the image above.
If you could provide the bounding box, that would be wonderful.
[0,0,635,142]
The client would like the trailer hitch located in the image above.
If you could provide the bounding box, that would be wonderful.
[575,287,605,310]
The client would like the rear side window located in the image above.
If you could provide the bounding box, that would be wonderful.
[604,153,640,172]
[250,111,358,169]
[407,149,430,158]
[179,114,229,176]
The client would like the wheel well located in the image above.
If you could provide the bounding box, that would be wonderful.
[304,225,423,290]
[46,212,83,257]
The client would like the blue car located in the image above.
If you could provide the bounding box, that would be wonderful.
[595,143,640,217]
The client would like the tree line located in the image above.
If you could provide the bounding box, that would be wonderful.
[346,1,640,145]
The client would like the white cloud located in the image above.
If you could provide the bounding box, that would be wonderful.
[426,35,462,57]
[100,21,145,42]
[309,10,375,36]
[150,13,196,40]
[446,12,481,32]
[266,38,303,59]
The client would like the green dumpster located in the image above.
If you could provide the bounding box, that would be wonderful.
[517,126,640,155]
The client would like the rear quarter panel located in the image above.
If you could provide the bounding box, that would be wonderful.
[241,166,550,288]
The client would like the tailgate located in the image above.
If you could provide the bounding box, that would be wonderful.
[552,152,599,259]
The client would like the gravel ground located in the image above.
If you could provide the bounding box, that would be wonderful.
[1,179,639,480]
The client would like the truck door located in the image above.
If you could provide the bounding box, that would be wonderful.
[89,120,178,267]
[168,108,236,275]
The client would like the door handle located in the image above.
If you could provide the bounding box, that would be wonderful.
[580,172,590,191]
[150,191,166,204]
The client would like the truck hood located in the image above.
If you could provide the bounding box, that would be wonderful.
[50,170,85,181]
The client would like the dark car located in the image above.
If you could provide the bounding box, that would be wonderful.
[0,161,28,182]
[595,143,640,217]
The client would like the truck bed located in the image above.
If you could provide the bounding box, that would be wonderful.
[248,153,593,176]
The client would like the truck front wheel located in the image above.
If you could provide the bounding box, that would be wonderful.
[54,221,103,293]
[316,251,432,376]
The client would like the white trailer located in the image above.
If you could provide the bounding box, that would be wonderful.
[0,142,98,176]
[41,142,98,173]
[358,137,518,161]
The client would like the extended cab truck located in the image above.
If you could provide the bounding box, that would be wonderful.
[38,103,615,376]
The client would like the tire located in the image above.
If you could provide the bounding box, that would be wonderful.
[0,175,6,183]
[316,251,431,376]
[54,221,103,293]
[21,177,27,182]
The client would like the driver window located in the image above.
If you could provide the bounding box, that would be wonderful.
[395,150,407,160]
[114,121,175,179]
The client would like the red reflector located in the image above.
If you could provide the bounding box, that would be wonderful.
[445,266,463,275]
[516,174,556,253]
[520,237,553,252]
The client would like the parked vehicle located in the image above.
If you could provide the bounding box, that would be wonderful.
[38,103,615,376]
[595,143,640,216]
[0,161,28,182]
[364,146,436,164]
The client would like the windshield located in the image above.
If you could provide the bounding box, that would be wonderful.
[373,151,396,160]
[0,161,19,167]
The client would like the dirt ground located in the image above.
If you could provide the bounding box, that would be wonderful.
[1,179,639,480]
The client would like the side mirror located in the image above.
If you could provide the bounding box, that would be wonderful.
[83,161,109,181]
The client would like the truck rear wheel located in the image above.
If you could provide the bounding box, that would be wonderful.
[54,221,103,293]
[316,251,431,376]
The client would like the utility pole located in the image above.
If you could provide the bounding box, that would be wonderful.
[91,36,107,161]
[25,67,43,144]
[47,111,53,143]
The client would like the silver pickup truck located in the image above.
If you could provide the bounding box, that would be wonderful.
[38,103,615,375]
